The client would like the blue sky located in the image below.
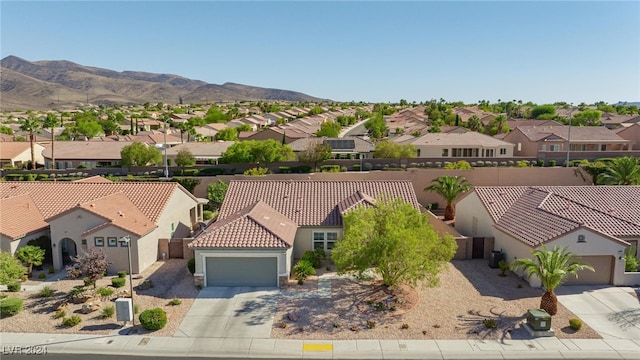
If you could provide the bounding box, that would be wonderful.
[2,1,639,104]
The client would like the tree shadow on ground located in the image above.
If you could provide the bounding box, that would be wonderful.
[451,259,539,301]
[24,292,65,314]
[456,307,534,341]
[80,323,121,331]
[608,308,640,329]
[133,259,197,300]
[233,292,280,326]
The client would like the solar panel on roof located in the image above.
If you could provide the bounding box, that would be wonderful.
[324,139,355,150]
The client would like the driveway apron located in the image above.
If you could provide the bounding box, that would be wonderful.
[175,287,279,338]
[556,285,640,339]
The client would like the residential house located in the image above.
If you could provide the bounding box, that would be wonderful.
[393,130,515,158]
[502,125,634,161]
[288,136,375,160]
[0,180,202,274]
[615,123,640,150]
[599,113,640,129]
[238,127,310,144]
[455,186,640,286]
[189,180,420,287]
[165,141,235,165]
[41,141,138,169]
[194,123,228,142]
[0,142,45,168]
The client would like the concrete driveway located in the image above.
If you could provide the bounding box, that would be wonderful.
[175,287,279,338]
[556,285,640,339]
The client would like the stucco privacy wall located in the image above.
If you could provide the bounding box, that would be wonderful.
[454,193,496,238]
[192,167,590,209]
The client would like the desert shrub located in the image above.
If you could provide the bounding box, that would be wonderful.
[62,315,82,327]
[37,174,49,180]
[203,210,214,220]
[301,250,322,268]
[102,305,115,319]
[40,286,53,298]
[198,167,225,176]
[83,277,93,287]
[498,260,509,276]
[68,286,86,297]
[97,287,114,299]
[187,258,196,275]
[401,323,409,329]
[66,265,82,280]
[624,245,639,272]
[549,160,557,167]
[367,320,376,329]
[38,273,46,279]
[168,297,182,306]
[183,169,199,176]
[117,271,127,278]
[314,248,327,260]
[569,318,582,331]
[23,173,37,181]
[293,260,316,281]
[134,304,139,314]
[537,159,545,167]
[0,298,23,317]
[111,277,125,288]
[444,160,472,170]
[320,164,340,173]
[54,309,66,319]
[352,164,361,171]
[278,166,291,174]
[7,282,21,292]
[482,318,497,329]
[139,308,167,331]
[244,167,270,176]
[516,160,529,168]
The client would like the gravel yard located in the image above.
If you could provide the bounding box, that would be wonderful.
[272,259,601,340]
[0,259,197,337]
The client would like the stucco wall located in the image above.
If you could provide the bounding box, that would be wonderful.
[455,192,498,237]
[84,227,140,274]
[155,188,199,240]
[1,229,49,255]
[192,167,590,210]
[49,208,106,271]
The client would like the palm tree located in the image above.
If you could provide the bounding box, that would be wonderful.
[424,175,472,221]
[511,246,594,315]
[20,116,41,170]
[42,113,59,170]
[596,156,640,185]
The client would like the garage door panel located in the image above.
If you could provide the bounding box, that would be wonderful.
[206,257,277,287]
[564,256,613,285]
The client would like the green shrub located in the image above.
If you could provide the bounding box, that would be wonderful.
[536,159,545,167]
[516,160,529,168]
[279,166,291,174]
[83,277,93,287]
[292,260,316,281]
[117,271,127,278]
[168,297,182,306]
[198,167,225,176]
[482,318,497,329]
[40,286,53,298]
[0,298,23,317]
[243,167,270,176]
[4,174,22,181]
[38,273,46,279]
[569,318,582,331]
[320,165,340,173]
[139,308,167,331]
[352,164,361,171]
[97,287,114,299]
[48,265,55,274]
[7,282,21,292]
[111,277,126,288]
[301,250,322,268]
[23,173,37,181]
[444,160,472,170]
[68,286,86,297]
[624,245,639,272]
[37,174,49,180]
[102,305,115,319]
[290,165,312,173]
[314,248,327,260]
[54,309,66,319]
[548,160,556,167]
[62,315,82,327]
[182,169,199,176]
[203,210,214,220]
[187,258,196,275]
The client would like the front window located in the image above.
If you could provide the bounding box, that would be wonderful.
[326,232,338,250]
[313,231,338,251]
[499,148,507,155]
[313,232,325,250]
[441,149,449,157]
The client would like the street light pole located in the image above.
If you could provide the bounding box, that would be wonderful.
[163,117,169,178]
[565,108,574,167]
[122,235,135,326]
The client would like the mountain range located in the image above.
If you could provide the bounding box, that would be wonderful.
[0,56,325,111]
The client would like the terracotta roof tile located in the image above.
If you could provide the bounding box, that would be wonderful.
[190,201,296,248]
[0,142,32,160]
[0,194,49,239]
[76,192,156,236]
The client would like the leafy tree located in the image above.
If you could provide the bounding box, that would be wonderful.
[120,142,163,167]
[530,105,556,119]
[20,116,41,169]
[571,110,602,126]
[424,175,472,221]
[98,119,120,136]
[235,124,252,133]
[0,251,26,285]
[596,156,640,185]
[214,127,238,141]
[177,122,196,143]
[365,113,387,139]
[298,142,332,168]
[207,180,228,211]
[42,113,59,170]
[331,195,456,287]
[315,121,340,137]
[15,245,45,276]
[219,140,294,164]
[204,106,228,123]
[76,120,103,139]
[511,246,594,315]
[373,141,417,158]
[175,148,196,169]
[74,248,110,289]
[486,115,509,135]
[308,106,325,115]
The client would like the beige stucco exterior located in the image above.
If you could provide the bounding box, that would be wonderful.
[454,193,496,238]
[616,124,640,150]
[1,229,49,255]
[0,143,45,168]
[293,226,343,259]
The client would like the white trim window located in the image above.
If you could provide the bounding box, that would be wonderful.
[313,231,339,251]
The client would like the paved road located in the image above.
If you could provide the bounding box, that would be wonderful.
[174,287,278,338]
[557,285,640,339]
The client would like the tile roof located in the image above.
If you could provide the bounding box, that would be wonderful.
[400,131,515,147]
[75,192,156,237]
[190,201,296,249]
[165,141,235,157]
[336,190,377,215]
[41,141,136,160]
[0,142,32,160]
[512,126,630,143]
[219,180,420,227]
[473,186,640,246]
[0,181,190,224]
[0,194,49,239]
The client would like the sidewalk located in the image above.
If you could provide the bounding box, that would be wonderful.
[2,331,639,359]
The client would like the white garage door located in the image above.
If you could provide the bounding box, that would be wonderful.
[564,255,613,285]
[205,257,277,287]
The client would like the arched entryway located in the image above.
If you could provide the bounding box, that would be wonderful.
[60,238,77,266]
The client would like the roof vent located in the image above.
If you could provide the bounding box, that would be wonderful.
[264,216,270,220]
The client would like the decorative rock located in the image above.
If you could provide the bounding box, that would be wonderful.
[137,279,154,290]
[81,301,101,314]
[55,301,68,311]
[71,293,92,304]
[287,311,300,322]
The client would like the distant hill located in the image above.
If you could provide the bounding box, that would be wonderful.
[0,55,326,110]
[615,101,640,107]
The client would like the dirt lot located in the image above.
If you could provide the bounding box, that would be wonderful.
[0,259,197,337]
[272,259,601,340]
